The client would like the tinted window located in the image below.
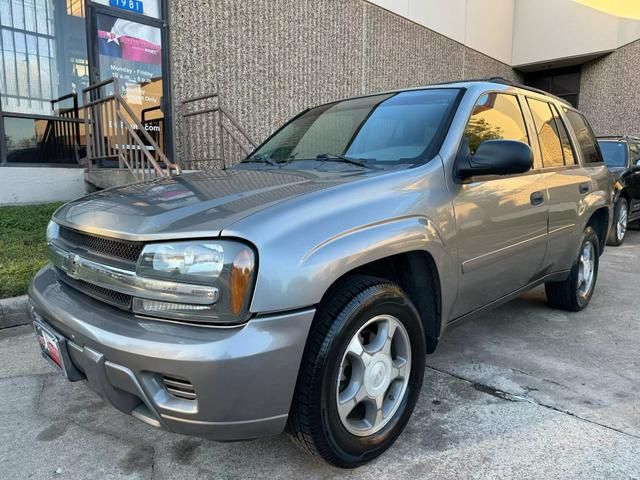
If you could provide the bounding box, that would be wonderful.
[629,142,640,165]
[527,99,564,167]
[462,93,529,155]
[525,67,580,107]
[251,89,461,166]
[597,141,628,168]
[551,104,576,165]
[563,108,603,164]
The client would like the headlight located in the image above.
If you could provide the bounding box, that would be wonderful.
[46,221,59,243]
[134,240,256,325]
[138,242,225,285]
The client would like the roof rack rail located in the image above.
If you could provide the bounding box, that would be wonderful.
[486,77,572,106]
[429,77,572,107]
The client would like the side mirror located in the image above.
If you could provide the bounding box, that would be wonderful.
[457,139,533,179]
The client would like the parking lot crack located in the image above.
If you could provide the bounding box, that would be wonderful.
[150,446,157,480]
[426,365,640,441]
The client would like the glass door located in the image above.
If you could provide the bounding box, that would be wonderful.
[88,1,170,159]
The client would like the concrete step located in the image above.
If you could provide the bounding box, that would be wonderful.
[84,169,147,190]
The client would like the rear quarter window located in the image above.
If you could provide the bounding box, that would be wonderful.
[562,108,603,165]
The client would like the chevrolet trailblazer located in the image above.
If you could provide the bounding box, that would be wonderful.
[30,79,613,468]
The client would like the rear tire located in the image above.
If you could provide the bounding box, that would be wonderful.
[607,198,628,246]
[545,226,600,311]
[287,276,426,468]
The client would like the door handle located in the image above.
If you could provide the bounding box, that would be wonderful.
[579,183,590,194]
[530,191,544,206]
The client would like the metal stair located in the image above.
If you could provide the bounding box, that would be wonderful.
[82,78,180,181]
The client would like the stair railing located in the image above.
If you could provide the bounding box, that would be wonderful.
[39,92,83,163]
[179,92,256,170]
[82,78,180,180]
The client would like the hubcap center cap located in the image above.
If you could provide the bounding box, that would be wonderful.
[365,354,392,397]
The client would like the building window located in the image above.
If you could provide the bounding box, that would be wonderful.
[0,0,88,115]
[66,0,84,17]
[525,67,581,108]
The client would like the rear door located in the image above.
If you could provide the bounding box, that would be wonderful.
[450,92,548,317]
[627,141,640,219]
[525,98,595,273]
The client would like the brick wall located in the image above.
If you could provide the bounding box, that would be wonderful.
[579,39,640,136]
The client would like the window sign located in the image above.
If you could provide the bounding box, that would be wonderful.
[96,13,164,155]
[96,13,162,105]
[109,0,144,15]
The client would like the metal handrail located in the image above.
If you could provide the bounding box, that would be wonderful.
[36,92,83,164]
[179,92,256,169]
[82,78,180,179]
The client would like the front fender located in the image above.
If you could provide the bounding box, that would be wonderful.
[248,215,456,318]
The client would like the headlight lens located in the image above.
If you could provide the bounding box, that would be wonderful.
[138,241,224,284]
[135,240,256,324]
[46,221,59,243]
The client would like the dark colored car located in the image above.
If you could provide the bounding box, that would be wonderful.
[597,136,640,245]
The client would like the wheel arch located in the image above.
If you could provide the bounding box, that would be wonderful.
[317,251,443,354]
[586,206,610,254]
[619,189,631,205]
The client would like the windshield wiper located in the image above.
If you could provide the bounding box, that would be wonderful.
[315,153,376,169]
[242,154,277,166]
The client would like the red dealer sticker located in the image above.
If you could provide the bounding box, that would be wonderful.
[34,322,63,370]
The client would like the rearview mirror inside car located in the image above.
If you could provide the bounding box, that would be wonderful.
[456,139,533,179]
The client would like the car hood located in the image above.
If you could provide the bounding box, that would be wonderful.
[53,167,373,241]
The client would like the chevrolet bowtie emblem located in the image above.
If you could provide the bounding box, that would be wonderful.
[65,253,81,279]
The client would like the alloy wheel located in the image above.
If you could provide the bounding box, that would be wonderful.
[336,315,411,437]
[577,241,595,299]
[617,202,628,241]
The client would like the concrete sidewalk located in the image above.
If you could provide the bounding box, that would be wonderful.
[1,233,639,479]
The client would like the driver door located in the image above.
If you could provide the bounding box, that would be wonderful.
[450,92,549,318]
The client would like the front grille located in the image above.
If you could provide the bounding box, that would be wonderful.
[56,269,132,310]
[163,376,197,400]
[59,226,144,263]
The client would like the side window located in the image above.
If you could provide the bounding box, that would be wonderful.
[563,108,604,164]
[551,104,576,165]
[629,142,640,166]
[462,93,529,155]
[527,98,564,168]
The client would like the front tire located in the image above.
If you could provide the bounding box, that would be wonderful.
[607,198,628,246]
[545,226,600,311]
[287,276,426,468]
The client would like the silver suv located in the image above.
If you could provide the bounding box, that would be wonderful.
[29,80,613,468]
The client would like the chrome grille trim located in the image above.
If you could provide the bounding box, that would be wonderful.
[56,269,133,309]
[49,242,220,305]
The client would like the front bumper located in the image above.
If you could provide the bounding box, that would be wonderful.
[29,266,315,441]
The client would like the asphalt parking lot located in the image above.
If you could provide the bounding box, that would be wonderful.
[1,232,639,480]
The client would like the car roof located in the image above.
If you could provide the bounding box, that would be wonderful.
[326,77,572,109]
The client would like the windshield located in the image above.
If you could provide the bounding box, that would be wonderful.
[597,140,628,167]
[249,89,461,167]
